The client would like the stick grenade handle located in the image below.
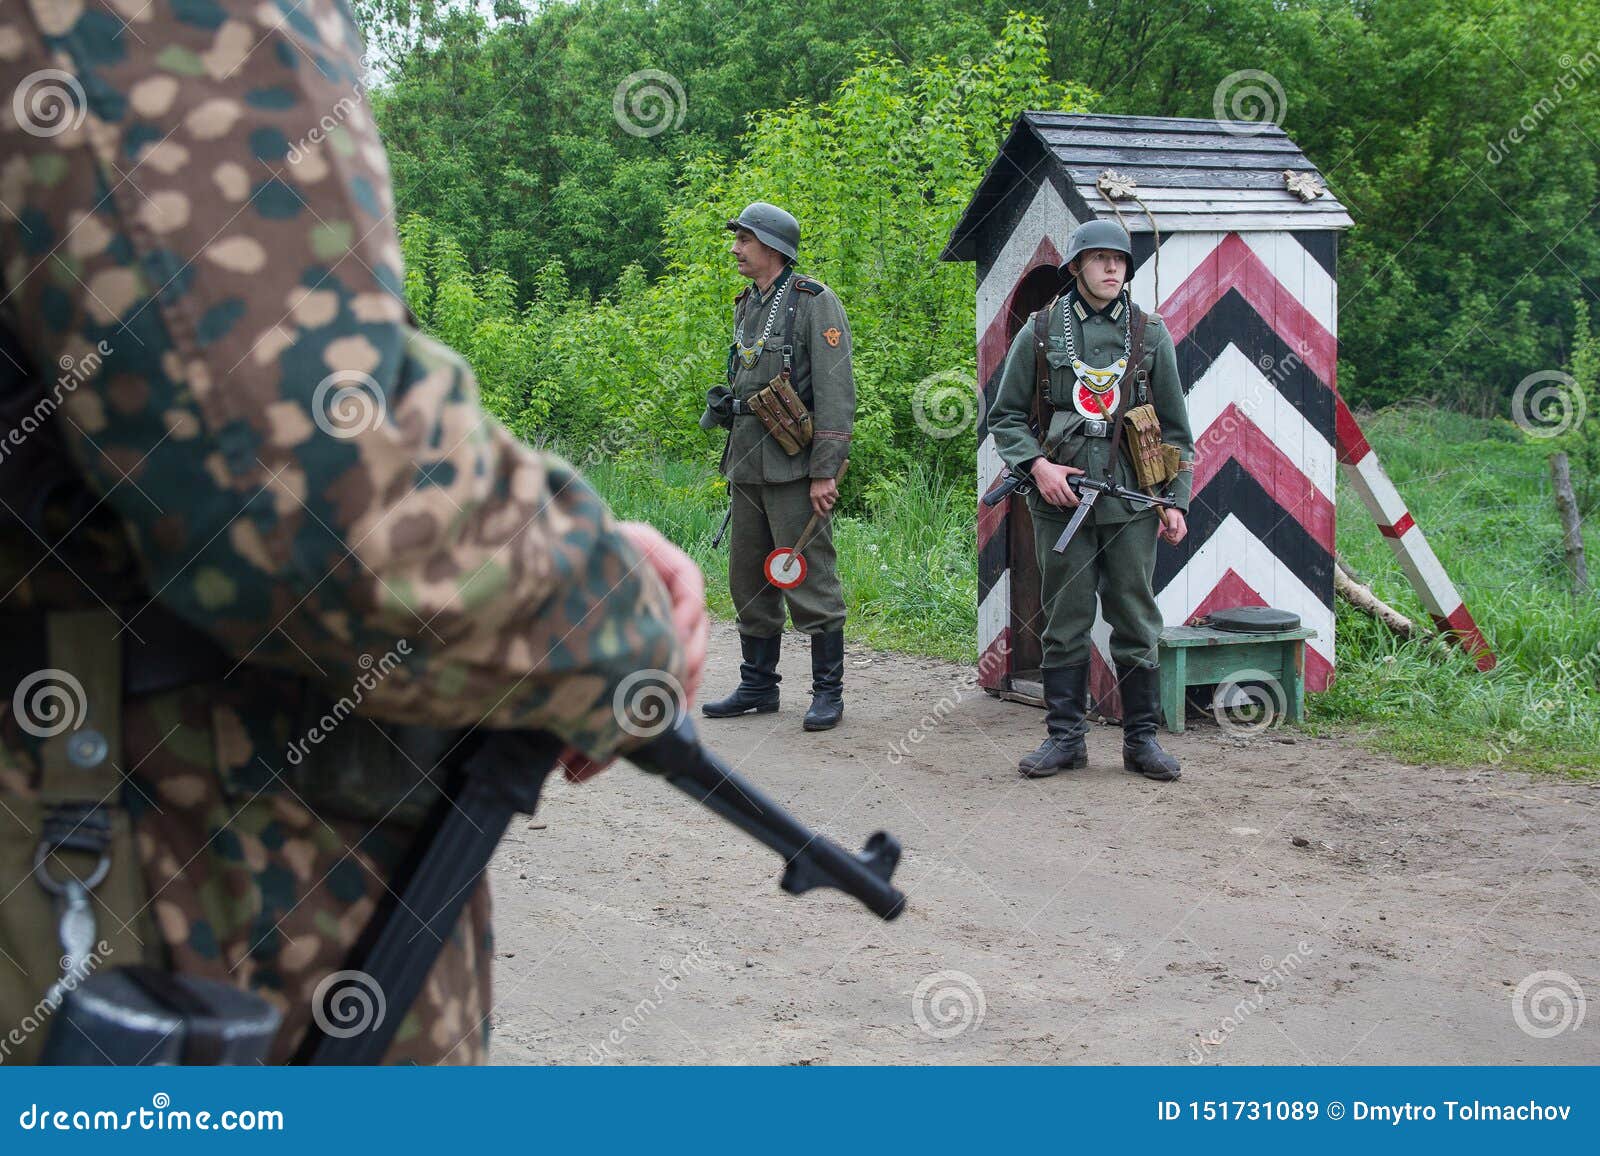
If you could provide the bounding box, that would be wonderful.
[791,459,849,560]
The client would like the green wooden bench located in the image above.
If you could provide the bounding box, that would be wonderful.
[1157,624,1318,733]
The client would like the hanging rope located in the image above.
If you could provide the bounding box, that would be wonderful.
[1095,169,1161,308]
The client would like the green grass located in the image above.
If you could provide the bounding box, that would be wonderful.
[574,405,1600,776]
[576,454,978,662]
[1320,404,1600,775]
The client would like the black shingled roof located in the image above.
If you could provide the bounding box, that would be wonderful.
[943,111,1351,262]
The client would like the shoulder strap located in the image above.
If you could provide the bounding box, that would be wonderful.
[1127,302,1150,403]
[782,273,800,379]
[1100,299,1147,475]
[1030,304,1053,445]
[40,610,123,798]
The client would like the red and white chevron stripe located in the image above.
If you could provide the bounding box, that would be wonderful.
[973,190,1491,715]
[976,212,1340,705]
[1335,396,1497,670]
[1150,232,1338,384]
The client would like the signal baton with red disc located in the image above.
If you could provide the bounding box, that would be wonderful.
[763,459,849,589]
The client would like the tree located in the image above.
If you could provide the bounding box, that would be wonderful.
[399,13,1085,502]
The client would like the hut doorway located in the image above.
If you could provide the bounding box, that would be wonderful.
[1002,262,1065,698]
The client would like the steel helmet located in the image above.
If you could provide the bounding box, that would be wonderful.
[727,201,800,263]
[1061,218,1134,279]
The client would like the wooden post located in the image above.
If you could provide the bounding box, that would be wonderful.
[1550,451,1589,595]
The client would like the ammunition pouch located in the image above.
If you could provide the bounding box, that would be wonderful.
[1122,403,1183,489]
[746,372,814,455]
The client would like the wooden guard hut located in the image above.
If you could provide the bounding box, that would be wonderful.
[943,110,1357,717]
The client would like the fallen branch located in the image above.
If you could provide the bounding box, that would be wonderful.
[1334,555,1424,639]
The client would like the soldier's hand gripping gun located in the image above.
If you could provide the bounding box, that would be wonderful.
[981,468,1178,554]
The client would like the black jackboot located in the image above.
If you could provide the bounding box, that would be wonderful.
[802,629,845,731]
[703,633,782,717]
[1116,663,1181,781]
[1018,663,1090,777]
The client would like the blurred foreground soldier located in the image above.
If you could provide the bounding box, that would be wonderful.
[700,202,855,730]
[986,220,1194,782]
[0,0,707,1063]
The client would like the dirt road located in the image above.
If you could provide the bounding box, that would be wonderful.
[484,623,1598,1065]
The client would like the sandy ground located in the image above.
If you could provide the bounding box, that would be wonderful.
[485,622,1599,1065]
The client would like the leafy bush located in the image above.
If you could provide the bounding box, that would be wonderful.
[399,14,1087,507]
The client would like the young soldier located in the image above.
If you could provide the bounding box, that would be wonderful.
[986,220,1195,781]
